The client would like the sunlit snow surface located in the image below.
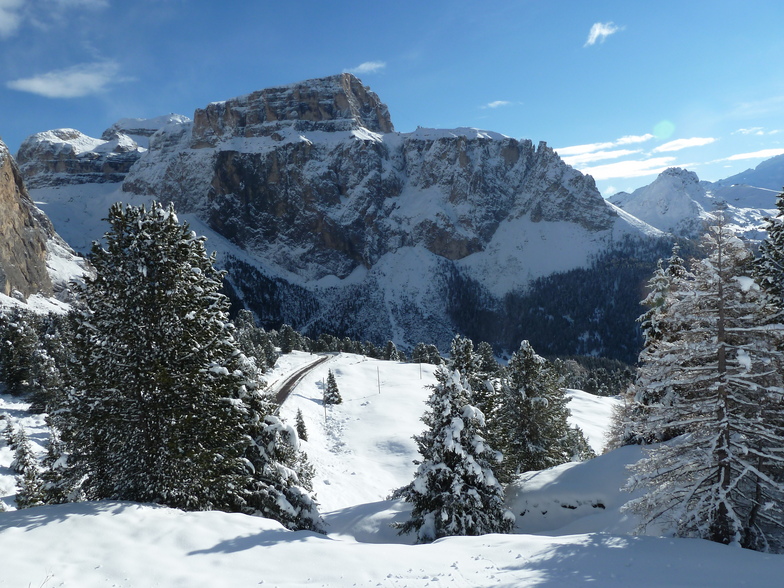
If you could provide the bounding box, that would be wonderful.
[2,352,783,587]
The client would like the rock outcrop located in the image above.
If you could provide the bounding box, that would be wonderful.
[0,139,53,298]
[18,74,664,358]
[190,73,393,148]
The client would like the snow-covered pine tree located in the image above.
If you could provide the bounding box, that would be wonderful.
[448,335,478,376]
[392,367,514,543]
[756,188,784,310]
[2,419,15,448]
[609,245,693,448]
[0,308,39,396]
[295,408,308,442]
[10,426,36,475]
[624,218,784,552]
[238,388,322,531]
[492,340,591,483]
[323,369,342,405]
[383,341,400,361]
[63,202,249,511]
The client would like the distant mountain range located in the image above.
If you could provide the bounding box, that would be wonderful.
[6,74,784,361]
[609,156,784,239]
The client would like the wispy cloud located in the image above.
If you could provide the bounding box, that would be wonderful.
[555,133,654,157]
[580,157,679,180]
[616,133,655,145]
[0,0,108,37]
[481,100,511,109]
[7,61,122,98]
[345,61,386,75]
[0,0,24,38]
[584,22,623,47]
[718,148,784,162]
[562,149,643,167]
[652,137,717,153]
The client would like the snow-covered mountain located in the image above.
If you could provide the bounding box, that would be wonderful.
[610,158,784,240]
[0,139,85,312]
[19,73,666,357]
[2,353,782,586]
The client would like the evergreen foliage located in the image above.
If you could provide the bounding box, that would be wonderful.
[62,202,250,510]
[623,218,784,552]
[0,308,39,396]
[383,341,400,361]
[492,341,592,483]
[323,370,342,405]
[238,389,322,532]
[756,188,784,308]
[295,408,308,442]
[392,368,514,543]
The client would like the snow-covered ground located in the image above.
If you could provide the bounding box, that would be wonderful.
[1,352,783,587]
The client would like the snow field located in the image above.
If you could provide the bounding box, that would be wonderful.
[1,352,783,587]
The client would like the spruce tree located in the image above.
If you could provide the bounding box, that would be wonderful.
[392,368,514,542]
[756,188,784,308]
[383,341,400,361]
[624,219,784,552]
[295,408,308,442]
[0,308,39,396]
[239,389,322,531]
[63,202,249,510]
[492,340,590,483]
[323,369,342,405]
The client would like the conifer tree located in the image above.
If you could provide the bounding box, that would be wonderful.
[0,308,39,396]
[383,340,400,361]
[238,389,321,531]
[323,369,342,405]
[295,408,308,442]
[62,202,249,510]
[625,219,784,552]
[10,427,36,475]
[756,188,784,309]
[492,340,590,483]
[392,368,514,543]
[610,245,693,448]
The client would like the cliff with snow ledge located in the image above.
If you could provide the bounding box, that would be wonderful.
[20,74,665,357]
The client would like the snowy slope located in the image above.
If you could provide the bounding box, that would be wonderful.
[3,353,782,587]
[610,166,779,240]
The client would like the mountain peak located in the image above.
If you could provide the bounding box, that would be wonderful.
[190,73,394,147]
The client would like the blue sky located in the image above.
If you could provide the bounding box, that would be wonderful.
[2,0,784,195]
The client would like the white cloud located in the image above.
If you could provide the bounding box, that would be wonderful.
[0,0,24,38]
[719,148,784,162]
[733,127,765,136]
[580,156,678,180]
[615,133,655,145]
[555,133,653,157]
[482,100,511,109]
[345,61,386,75]
[652,137,717,153]
[7,61,121,98]
[584,22,623,47]
[562,148,642,167]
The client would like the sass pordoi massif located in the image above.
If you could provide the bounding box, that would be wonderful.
[2,74,784,587]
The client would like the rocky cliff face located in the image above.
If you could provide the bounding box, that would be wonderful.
[123,74,625,284]
[19,74,664,358]
[0,139,53,298]
[15,115,188,189]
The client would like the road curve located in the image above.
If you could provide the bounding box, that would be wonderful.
[272,355,331,409]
